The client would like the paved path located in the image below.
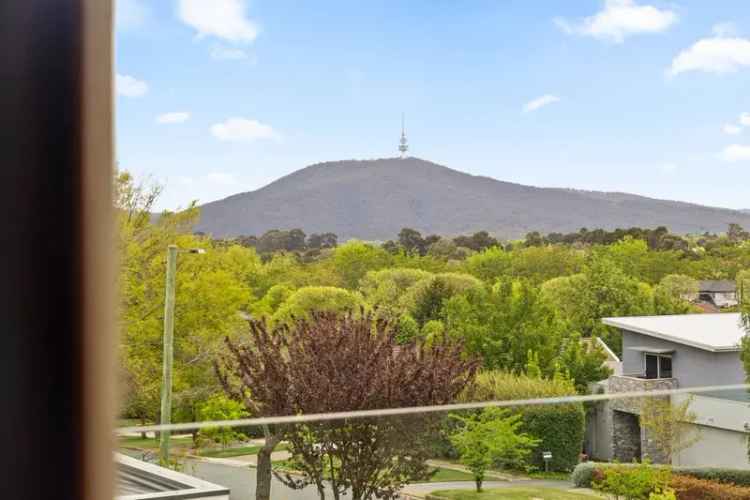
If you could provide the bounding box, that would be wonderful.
[400,479,573,499]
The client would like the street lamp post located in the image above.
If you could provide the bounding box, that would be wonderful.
[159,245,204,464]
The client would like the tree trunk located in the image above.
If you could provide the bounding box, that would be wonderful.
[475,477,482,493]
[255,426,281,500]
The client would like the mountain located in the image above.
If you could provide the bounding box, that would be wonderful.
[195,157,750,240]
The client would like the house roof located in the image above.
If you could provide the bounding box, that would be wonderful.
[698,280,736,293]
[116,453,229,499]
[602,313,746,352]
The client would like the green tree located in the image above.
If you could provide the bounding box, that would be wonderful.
[398,227,427,255]
[332,240,392,289]
[543,257,654,355]
[271,286,364,325]
[653,274,698,314]
[737,269,750,304]
[116,172,254,429]
[464,246,512,282]
[396,314,420,345]
[401,272,482,325]
[639,396,700,465]
[421,319,446,345]
[197,394,248,449]
[443,280,607,388]
[460,372,585,472]
[508,245,584,284]
[359,268,432,321]
[450,408,540,492]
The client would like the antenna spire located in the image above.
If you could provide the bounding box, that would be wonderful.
[398,113,409,158]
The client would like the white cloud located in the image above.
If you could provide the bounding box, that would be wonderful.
[116,73,148,97]
[210,118,279,142]
[156,112,191,124]
[523,95,560,113]
[668,35,750,76]
[741,113,750,127]
[178,0,258,43]
[724,124,742,135]
[554,0,676,43]
[720,144,750,162]
[210,45,249,60]
[116,0,150,30]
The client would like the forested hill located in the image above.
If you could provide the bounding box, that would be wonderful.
[195,157,750,240]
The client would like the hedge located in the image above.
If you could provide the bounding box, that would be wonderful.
[671,475,750,500]
[573,462,750,489]
[677,467,750,487]
[459,372,585,472]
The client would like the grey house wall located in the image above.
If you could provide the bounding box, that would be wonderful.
[620,330,744,388]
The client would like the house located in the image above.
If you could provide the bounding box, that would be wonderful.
[585,313,750,468]
[697,280,738,308]
[116,453,229,499]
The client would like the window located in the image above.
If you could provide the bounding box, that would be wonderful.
[644,354,672,379]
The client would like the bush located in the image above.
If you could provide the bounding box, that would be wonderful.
[676,467,750,487]
[571,462,750,491]
[592,462,671,500]
[671,474,750,500]
[571,461,597,487]
[461,372,585,472]
[649,488,676,500]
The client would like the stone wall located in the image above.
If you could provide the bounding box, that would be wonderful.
[606,376,678,465]
[612,411,641,462]
[608,376,677,414]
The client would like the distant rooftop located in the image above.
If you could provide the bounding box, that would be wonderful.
[602,313,746,352]
[698,280,736,293]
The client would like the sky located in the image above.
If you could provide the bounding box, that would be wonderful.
[116,0,750,211]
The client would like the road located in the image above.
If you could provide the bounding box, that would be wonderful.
[185,459,350,500]
[186,459,574,499]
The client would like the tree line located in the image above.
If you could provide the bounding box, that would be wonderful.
[117,171,750,499]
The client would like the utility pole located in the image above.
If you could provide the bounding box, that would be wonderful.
[159,244,178,464]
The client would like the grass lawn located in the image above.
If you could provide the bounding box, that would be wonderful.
[119,436,288,458]
[525,471,573,481]
[200,443,289,458]
[429,468,477,483]
[428,487,602,499]
[270,461,475,484]
[119,436,194,451]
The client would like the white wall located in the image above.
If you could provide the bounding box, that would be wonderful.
[674,425,750,469]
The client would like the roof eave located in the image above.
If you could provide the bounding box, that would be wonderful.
[602,317,741,353]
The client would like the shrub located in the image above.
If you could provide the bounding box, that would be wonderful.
[571,461,597,488]
[676,467,750,487]
[592,462,671,500]
[670,474,750,500]
[649,488,676,500]
[461,371,585,472]
[573,463,750,495]
[396,314,419,344]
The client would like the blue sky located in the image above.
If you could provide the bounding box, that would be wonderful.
[116,0,750,211]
